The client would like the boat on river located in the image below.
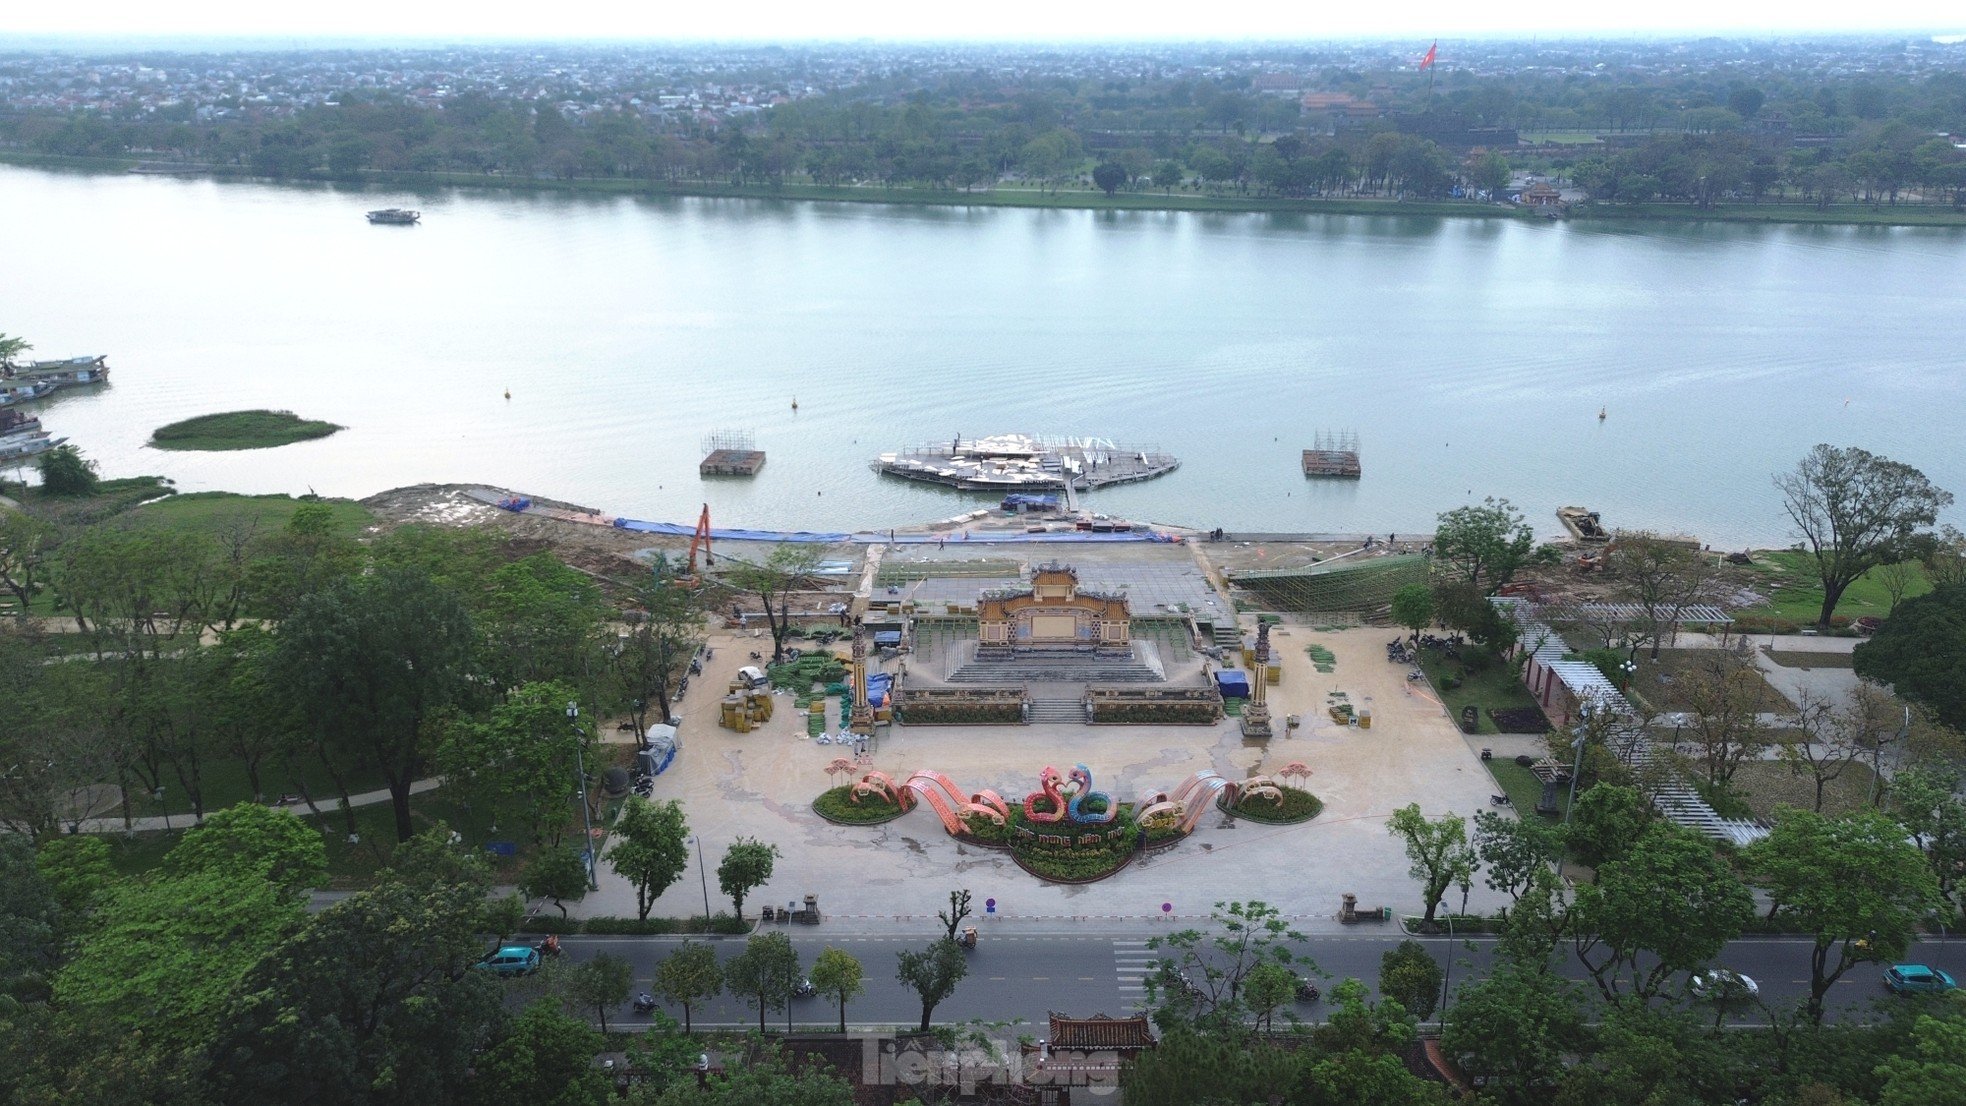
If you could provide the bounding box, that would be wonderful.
[9,355,109,386]
[872,434,1178,492]
[0,429,63,463]
[0,380,56,407]
[366,208,421,225]
[1557,506,1610,543]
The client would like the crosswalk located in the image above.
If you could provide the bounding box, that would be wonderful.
[1113,939,1159,1013]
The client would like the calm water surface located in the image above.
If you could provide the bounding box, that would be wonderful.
[4,166,1963,547]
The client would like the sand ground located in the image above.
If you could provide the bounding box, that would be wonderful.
[579,623,1514,932]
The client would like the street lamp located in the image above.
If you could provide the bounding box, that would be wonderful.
[1618,660,1637,693]
[691,835,713,922]
[1555,703,1593,882]
[566,701,598,891]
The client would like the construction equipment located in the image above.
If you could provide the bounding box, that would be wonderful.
[689,503,714,574]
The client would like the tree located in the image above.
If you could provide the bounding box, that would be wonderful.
[1441,964,1585,1106]
[1855,584,1966,732]
[436,680,592,845]
[1390,583,1433,639]
[0,332,31,369]
[1379,940,1445,1020]
[724,544,823,664]
[244,502,362,619]
[1565,783,1652,868]
[35,444,97,497]
[1889,765,1966,909]
[1433,498,1538,593]
[725,931,800,1034]
[607,798,690,921]
[1921,525,1966,589]
[0,836,59,1004]
[1386,805,1473,925]
[478,552,611,694]
[522,844,591,918]
[561,953,635,1034]
[1471,151,1510,194]
[274,564,480,841]
[1774,445,1953,628]
[476,999,609,1106]
[1472,810,1560,912]
[1241,961,1295,1033]
[1744,807,1944,1024]
[653,941,723,1036]
[1777,688,1875,814]
[895,938,968,1033]
[1148,900,1307,1034]
[809,947,865,1034]
[164,801,327,894]
[0,508,50,621]
[1092,161,1127,195]
[1875,1012,1966,1106]
[937,888,973,941]
[638,1040,857,1106]
[611,557,705,733]
[717,837,780,919]
[1673,637,1777,791]
[1153,159,1184,192]
[1568,823,1753,1004]
[1606,533,1725,659]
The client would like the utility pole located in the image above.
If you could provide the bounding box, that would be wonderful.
[566,701,598,891]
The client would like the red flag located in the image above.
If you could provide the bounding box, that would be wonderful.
[1419,42,1438,70]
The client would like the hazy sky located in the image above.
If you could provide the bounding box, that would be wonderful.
[1,0,1961,42]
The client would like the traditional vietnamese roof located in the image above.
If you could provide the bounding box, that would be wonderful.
[1044,1012,1155,1050]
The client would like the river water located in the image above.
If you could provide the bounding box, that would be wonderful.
[4,165,1962,547]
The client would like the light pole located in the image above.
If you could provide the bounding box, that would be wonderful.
[566,701,598,891]
[692,835,713,922]
[1555,704,1592,882]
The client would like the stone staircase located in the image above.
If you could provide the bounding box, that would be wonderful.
[949,657,1165,683]
[1025,698,1087,724]
[1209,621,1243,650]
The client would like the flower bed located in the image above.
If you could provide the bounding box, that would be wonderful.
[1222,785,1323,824]
[812,785,906,825]
[1012,845,1135,883]
[1486,707,1552,734]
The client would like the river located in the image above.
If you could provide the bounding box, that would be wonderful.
[4,165,1963,547]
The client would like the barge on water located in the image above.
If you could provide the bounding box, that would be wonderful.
[366,208,421,225]
[1557,506,1610,543]
[873,434,1178,491]
[8,355,109,387]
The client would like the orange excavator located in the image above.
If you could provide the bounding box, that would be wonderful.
[688,503,714,575]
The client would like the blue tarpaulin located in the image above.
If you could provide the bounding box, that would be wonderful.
[1214,670,1251,699]
[609,516,1175,544]
[1000,493,1060,512]
[867,671,894,708]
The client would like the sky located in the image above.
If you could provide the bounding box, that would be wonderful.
[0,0,1962,43]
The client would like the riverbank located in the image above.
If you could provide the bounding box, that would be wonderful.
[8,150,1966,229]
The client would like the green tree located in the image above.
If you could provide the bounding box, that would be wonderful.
[725,931,800,1034]
[522,844,591,917]
[1379,940,1445,1020]
[475,999,608,1106]
[653,940,724,1034]
[1744,807,1945,1024]
[808,947,865,1034]
[1441,963,1585,1106]
[1606,533,1725,659]
[436,679,591,845]
[1921,525,1966,589]
[479,552,610,693]
[1564,783,1652,867]
[1242,960,1296,1033]
[1855,585,1966,733]
[561,953,635,1034]
[273,564,480,842]
[639,1040,856,1106]
[164,801,327,893]
[33,835,112,921]
[0,836,59,1004]
[1889,765,1966,908]
[1471,151,1511,194]
[1092,161,1127,195]
[244,502,362,619]
[717,837,780,919]
[607,798,691,921]
[724,544,824,664]
[1569,823,1754,1004]
[1390,583,1434,639]
[1147,900,1309,1035]
[1875,1012,1966,1106]
[1555,1005,1745,1106]
[1433,498,1538,593]
[0,332,31,369]
[895,938,968,1033]
[1472,810,1559,912]
[35,444,98,497]
[1775,445,1953,628]
[1386,805,1473,925]
[611,556,705,732]
[0,507,51,621]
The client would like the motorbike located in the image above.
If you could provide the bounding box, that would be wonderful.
[1295,978,1321,1003]
[957,926,979,951]
[632,992,657,1015]
[532,935,563,959]
[793,978,817,999]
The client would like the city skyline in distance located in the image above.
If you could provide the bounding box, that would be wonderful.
[2,0,1965,46]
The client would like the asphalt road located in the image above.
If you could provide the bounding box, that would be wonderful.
[529,926,1966,1031]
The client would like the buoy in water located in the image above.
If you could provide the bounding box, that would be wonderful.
[791,396,799,410]
[504,388,511,400]
[1598,406,1607,420]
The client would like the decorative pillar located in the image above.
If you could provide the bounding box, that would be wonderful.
[848,627,876,736]
[1240,622,1274,740]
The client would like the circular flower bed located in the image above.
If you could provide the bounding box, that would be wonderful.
[1223,785,1323,825]
[1013,843,1134,883]
[812,785,906,826]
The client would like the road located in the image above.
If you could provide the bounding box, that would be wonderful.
[533,923,1966,1031]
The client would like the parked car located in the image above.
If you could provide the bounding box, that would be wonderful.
[474,946,542,977]
[1883,964,1956,995]
[1689,969,1759,1001]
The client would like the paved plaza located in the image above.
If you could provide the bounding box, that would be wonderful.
[579,623,1514,931]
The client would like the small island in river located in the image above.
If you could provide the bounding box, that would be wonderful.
[150,409,343,451]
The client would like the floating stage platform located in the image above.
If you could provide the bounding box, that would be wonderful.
[1302,430,1361,479]
[873,434,1178,492]
[699,429,764,477]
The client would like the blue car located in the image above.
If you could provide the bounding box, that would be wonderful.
[474,946,542,977]
[1883,964,1956,995]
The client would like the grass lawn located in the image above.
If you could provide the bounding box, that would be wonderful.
[1732,759,1879,822]
[2,475,174,529]
[1626,649,1787,715]
[1481,756,1572,820]
[150,409,342,451]
[123,490,373,537]
[1733,550,1930,626]
[1762,650,1856,670]
[1414,645,1546,736]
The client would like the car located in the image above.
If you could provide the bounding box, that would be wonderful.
[474,946,541,977]
[1689,970,1759,1001]
[1883,964,1957,995]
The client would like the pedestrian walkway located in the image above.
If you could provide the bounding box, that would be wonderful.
[1112,938,1156,1012]
[73,777,441,834]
